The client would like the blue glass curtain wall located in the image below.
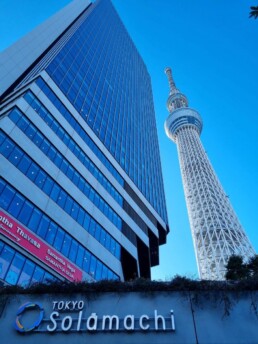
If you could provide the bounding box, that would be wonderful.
[0,178,119,281]
[32,80,160,235]
[18,91,151,237]
[0,240,57,287]
[45,0,168,224]
[0,129,121,259]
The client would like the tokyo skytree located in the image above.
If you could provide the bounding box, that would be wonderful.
[164,67,255,280]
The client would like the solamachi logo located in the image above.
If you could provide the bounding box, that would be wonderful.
[14,299,175,334]
[14,302,44,333]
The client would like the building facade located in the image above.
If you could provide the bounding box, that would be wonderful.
[0,0,169,286]
[164,67,255,280]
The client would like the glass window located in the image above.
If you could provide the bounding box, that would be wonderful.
[8,146,23,166]
[83,213,90,230]
[45,113,53,127]
[5,252,25,285]
[69,240,78,263]
[102,266,108,280]
[89,220,95,237]
[0,179,5,195]
[72,171,80,186]
[77,208,85,226]
[41,140,50,154]
[38,105,48,120]
[103,203,109,217]
[107,209,113,223]
[99,198,104,212]
[34,131,44,147]
[42,178,54,194]
[25,124,36,140]
[34,170,47,188]
[66,165,74,179]
[50,120,59,134]
[94,193,100,208]
[53,228,64,251]
[115,243,121,259]
[70,203,79,220]
[78,177,84,192]
[54,152,63,168]
[68,140,75,151]
[27,163,39,182]
[27,208,42,232]
[61,234,71,257]
[110,239,116,255]
[31,266,44,284]
[105,235,111,251]
[0,241,4,254]
[89,162,94,173]
[31,99,40,112]
[48,91,56,104]
[37,215,49,239]
[7,193,25,218]
[47,146,56,161]
[89,255,97,278]
[108,270,114,281]
[43,272,56,284]
[0,245,15,280]
[8,108,21,123]
[94,224,101,241]
[17,260,34,287]
[56,127,65,140]
[17,201,34,226]
[0,185,15,210]
[73,146,80,158]
[64,196,73,214]
[57,190,67,208]
[63,134,70,146]
[23,92,34,104]
[17,155,31,174]
[36,78,45,90]
[82,251,91,273]
[45,222,57,245]
[60,160,69,174]
[50,183,60,201]
[88,189,94,202]
[79,151,86,164]
[0,137,14,158]
[76,245,84,268]
[17,116,30,132]
[95,260,103,281]
[100,229,106,247]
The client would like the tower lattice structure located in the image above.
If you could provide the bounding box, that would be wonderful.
[164,67,255,280]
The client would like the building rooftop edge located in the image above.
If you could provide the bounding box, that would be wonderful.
[0,0,91,99]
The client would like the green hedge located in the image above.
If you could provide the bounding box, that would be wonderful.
[1,276,258,295]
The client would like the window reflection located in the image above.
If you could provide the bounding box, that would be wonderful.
[0,241,57,286]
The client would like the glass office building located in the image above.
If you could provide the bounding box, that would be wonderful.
[0,0,169,286]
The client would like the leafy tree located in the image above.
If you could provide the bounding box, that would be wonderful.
[225,255,249,280]
[250,6,258,19]
[247,255,258,278]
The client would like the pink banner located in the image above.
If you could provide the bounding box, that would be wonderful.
[0,210,83,282]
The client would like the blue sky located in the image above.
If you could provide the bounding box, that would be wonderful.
[1,0,258,280]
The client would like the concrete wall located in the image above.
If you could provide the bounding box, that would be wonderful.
[0,290,258,343]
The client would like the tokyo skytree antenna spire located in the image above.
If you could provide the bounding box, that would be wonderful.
[164,67,176,94]
[164,67,255,280]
